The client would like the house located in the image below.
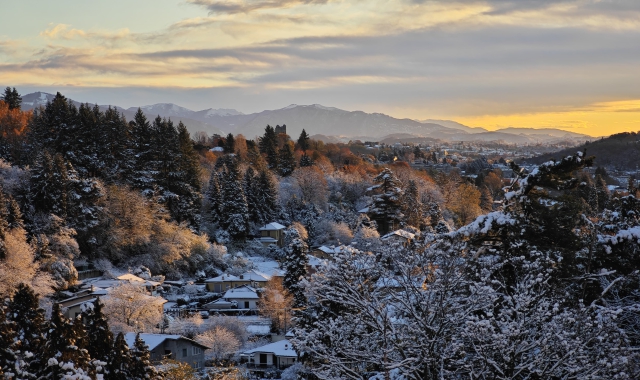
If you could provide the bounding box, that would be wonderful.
[222,285,260,310]
[241,339,298,372]
[381,229,415,246]
[257,222,286,247]
[124,333,209,369]
[205,270,283,292]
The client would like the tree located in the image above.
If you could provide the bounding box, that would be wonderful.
[0,302,16,376]
[297,129,310,152]
[259,125,279,170]
[278,142,296,177]
[402,179,423,229]
[207,171,222,225]
[448,182,481,226]
[107,332,132,380]
[83,298,114,365]
[29,152,69,217]
[258,277,294,334]
[243,167,260,225]
[196,326,241,362]
[254,169,280,225]
[368,168,403,234]
[7,284,47,378]
[224,133,235,154]
[129,108,156,193]
[282,228,308,307]
[2,87,21,110]
[299,153,313,167]
[130,333,162,380]
[161,359,199,380]
[102,283,164,333]
[220,160,249,240]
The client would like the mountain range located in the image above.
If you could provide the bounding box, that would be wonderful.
[21,92,594,145]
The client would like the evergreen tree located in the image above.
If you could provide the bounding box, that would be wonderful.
[278,143,296,177]
[0,303,16,376]
[243,166,261,225]
[7,284,47,378]
[29,152,67,217]
[73,103,102,177]
[82,298,114,365]
[220,159,249,240]
[206,171,222,225]
[369,168,404,234]
[255,169,279,225]
[402,180,423,229]
[595,174,610,212]
[129,108,156,193]
[299,153,313,167]
[282,230,309,308]
[224,133,235,154]
[168,121,202,228]
[2,87,22,110]
[42,303,92,379]
[130,333,161,380]
[479,185,494,212]
[246,140,267,171]
[0,186,8,259]
[259,125,279,170]
[100,107,132,182]
[297,129,310,152]
[107,333,132,380]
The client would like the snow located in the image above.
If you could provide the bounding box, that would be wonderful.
[242,339,297,357]
[246,324,271,335]
[223,285,259,299]
[210,147,224,152]
[456,211,517,236]
[598,226,640,246]
[259,222,286,231]
[124,333,182,351]
[204,108,244,117]
[381,230,415,240]
[205,274,239,283]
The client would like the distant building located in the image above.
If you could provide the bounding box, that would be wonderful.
[241,339,298,373]
[257,222,286,247]
[124,333,209,369]
[275,124,287,135]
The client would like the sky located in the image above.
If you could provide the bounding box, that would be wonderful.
[1,0,640,137]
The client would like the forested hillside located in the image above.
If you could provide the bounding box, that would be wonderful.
[527,131,640,170]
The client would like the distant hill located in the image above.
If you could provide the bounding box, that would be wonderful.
[527,132,640,170]
[19,92,594,145]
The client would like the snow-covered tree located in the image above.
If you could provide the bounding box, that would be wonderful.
[102,283,164,333]
[196,326,241,362]
[130,333,163,380]
[368,168,403,234]
[282,227,309,307]
[107,332,132,380]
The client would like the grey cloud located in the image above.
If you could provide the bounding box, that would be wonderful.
[188,0,330,14]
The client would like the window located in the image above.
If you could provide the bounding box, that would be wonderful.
[244,301,250,309]
[192,346,202,355]
[182,348,188,357]
[193,361,200,369]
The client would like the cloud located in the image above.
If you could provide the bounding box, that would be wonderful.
[188,0,331,14]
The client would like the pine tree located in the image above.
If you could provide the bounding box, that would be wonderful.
[479,185,494,212]
[0,186,8,259]
[129,108,156,193]
[369,168,404,234]
[255,169,279,225]
[83,298,114,366]
[2,87,22,110]
[282,229,308,308]
[130,333,161,380]
[595,174,610,212]
[100,107,132,182]
[42,303,92,379]
[206,171,222,225]
[7,284,47,378]
[107,333,132,380]
[30,152,69,217]
[244,166,261,225]
[169,121,202,228]
[224,133,235,154]
[259,125,279,170]
[220,160,249,240]
[297,129,310,152]
[402,180,423,229]
[0,303,16,376]
[299,153,313,167]
[278,143,296,177]
[246,140,267,171]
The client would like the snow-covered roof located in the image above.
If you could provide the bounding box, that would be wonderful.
[381,230,415,240]
[242,339,297,357]
[205,274,240,283]
[307,255,328,268]
[117,273,161,287]
[224,285,259,300]
[210,147,224,152]
[239,269,272,282]
[204,299,233,306]
[358,207,369,213]
[259,222,286,231]
[124,333,210,351]
[257,237,278,243]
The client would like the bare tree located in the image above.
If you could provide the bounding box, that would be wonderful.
[102,282,165,333]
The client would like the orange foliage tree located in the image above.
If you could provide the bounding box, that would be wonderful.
[0,100,31,159]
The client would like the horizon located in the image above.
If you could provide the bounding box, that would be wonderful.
[2,1,640,136]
